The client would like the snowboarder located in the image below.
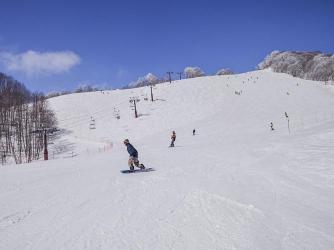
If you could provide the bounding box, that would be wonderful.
[170,131,176,147]
[123,139,145,171]
[192,129,196,136]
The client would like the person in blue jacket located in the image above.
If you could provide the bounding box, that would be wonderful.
[123,139,145,171]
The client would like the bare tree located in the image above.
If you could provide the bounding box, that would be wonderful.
[0,72,57,164]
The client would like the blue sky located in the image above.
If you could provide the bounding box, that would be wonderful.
[0,0,333,92]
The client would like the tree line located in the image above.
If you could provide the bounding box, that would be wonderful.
[0,72,56,164]
[46,84,102,99]
[125,66,234,89]
[258,51,334,82]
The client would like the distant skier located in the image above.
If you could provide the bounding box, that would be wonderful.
[123,139,145,171]
[270,122,274,131]
[192,129,196,136]
[170,131,176,147]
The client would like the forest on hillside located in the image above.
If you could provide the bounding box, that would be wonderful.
[0,72,57,164]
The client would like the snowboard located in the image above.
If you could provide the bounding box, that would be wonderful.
[121,168,154,174]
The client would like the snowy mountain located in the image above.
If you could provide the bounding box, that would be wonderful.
[258,50,334,82]
[1,70,334,249]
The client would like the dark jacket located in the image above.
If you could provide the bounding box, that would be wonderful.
[126,143,138,158]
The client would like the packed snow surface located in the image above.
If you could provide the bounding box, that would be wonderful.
[1,70,334,249]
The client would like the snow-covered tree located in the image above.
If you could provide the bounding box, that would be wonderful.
[144,73,159,85]
[216,68,234,75]
[184,67,205,79]
[258,51,334,81]
[128,73,160,88]
[75,84,99,93]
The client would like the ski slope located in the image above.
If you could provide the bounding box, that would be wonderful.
[1,70,334,249]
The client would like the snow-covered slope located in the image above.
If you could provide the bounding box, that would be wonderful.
[1,70,334,249]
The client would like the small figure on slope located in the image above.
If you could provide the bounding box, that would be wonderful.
[270,122,274,131]
[170,131,176,147]
[193,129,196,136]
[123,139,145,171]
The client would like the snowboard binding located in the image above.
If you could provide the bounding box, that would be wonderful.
[129,163,145,171]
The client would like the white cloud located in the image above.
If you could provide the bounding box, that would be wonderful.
[0,50,81,75]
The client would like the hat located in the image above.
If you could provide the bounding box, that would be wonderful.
[123,139,129,144]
